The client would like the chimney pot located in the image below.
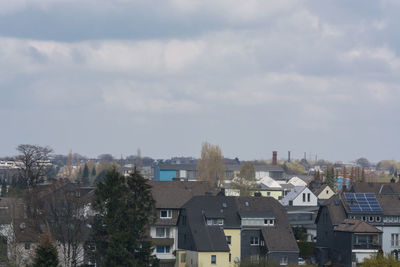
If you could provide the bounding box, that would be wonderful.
[272,151,278,165]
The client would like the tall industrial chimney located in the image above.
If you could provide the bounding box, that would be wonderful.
[272,151,277,165]
[288,151,291,162]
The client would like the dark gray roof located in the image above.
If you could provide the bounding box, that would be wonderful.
[351,182,400,195]
[317,194,347,225]
[182,195,297,253]
[261,227,299,252]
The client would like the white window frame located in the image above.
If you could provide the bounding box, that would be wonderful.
[160,210,172,219]
[155,227,170,238]
[250,236,260,246]
[280,256,288,265]
[392,233,399,247]
[211,255,216,264]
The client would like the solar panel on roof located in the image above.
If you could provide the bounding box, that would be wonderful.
[345,192,382,212]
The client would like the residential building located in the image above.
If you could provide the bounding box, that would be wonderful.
[252,176,283,200]
[280,186,318,207]
[311,184,335,201]
[315,194,384,267]
[148,181,218,267]
[177,195,298,266]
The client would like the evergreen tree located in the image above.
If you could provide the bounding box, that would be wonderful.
[92,167,158,266]
[32,234,59,267]
[91,166,96,177]
[82,163,89,185]
[326,167,337,192]
[1,181,6,197]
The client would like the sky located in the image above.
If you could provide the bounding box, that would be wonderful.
[1,0,400,162]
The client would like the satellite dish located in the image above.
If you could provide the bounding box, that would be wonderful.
[19,222,26,230]
[234,257,239,263]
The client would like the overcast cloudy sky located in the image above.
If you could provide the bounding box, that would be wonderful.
[1,0,400,162]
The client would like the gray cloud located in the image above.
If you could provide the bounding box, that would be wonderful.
[1,0,399,162]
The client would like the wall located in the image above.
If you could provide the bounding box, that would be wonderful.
[198,252,230,267]
[185,250,198,267]
[317,187,335,200]
[267,251,298,266]
[292,188,318,206]
[224,229,241,266]
[150,226,178,260]
[381,225,400,255]
[241,229,262,261]
[160,170,178,181]
[256,190,282,200]
[175,250,187,267]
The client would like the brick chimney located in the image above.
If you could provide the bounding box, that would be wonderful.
[272,151,277,165]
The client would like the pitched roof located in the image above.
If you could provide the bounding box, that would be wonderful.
[182,195,297,253]
[257,176,282,189]
[351,182,400,195]
[312,184,330,196]
[334,219,382,233]
[287,177,307,187]
[148,181,218,209]
[317,194,347,225]
[279,186,307,205]
[261,227,299,252]
[376,194,400,215]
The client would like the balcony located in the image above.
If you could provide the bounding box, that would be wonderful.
[353,243,380,250]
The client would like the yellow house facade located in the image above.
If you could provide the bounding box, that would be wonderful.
[176,250,230,267]
[252,189,283,200]
[223,229,241,266]
[315,185,335,200]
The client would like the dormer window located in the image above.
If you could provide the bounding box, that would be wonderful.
[160,210,172,219]
[206,218,224,226]
[264,219,275,226]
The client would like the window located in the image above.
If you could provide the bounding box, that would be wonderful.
[24,243,30,250]
[160,210,172,218]
[156,227,170,238]
[362,216,367,222]
[181,253,186,263]
[303,193,306,202]
[376,216,381,222]
[250,237,259,246]
[156,245,170,254]
[280,256,288,265]
[206,218,224,225]
[289,200,293,206]
[264,219,275,226]
[392,234,399,247]
[211,255,216,264]
[226,236,231,245]
[326,190,329,194]
[267,192,271,196]
[369,216,374,222]
[229,253,231,262]
[307,193,310,202]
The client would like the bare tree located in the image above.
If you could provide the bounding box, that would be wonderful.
[196,142,225,188]
[42,183,91,266]
[16,144,53,188]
